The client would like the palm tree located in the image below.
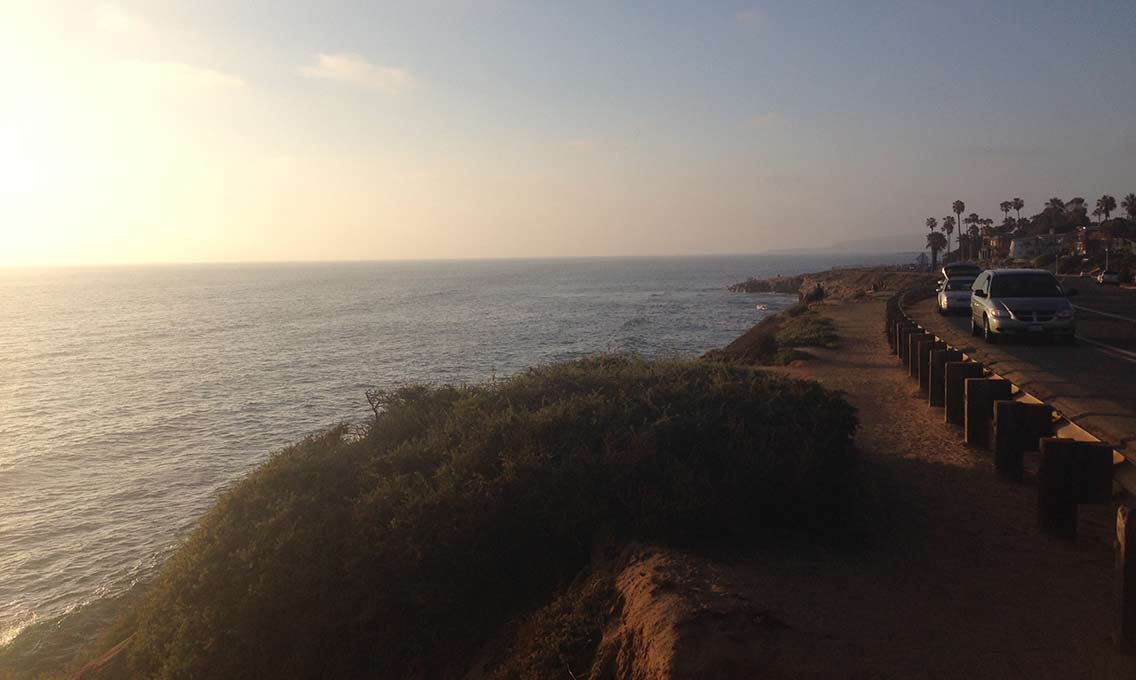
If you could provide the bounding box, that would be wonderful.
[941,215,955,260]
[957,233,971,261]
[1012,197,1024,220]
[1097,195,1117,222]
[951,200,965,256]
[979,218,995,259]
[1092,207,1104,224]
[1043,197,1065,233]
[1067,197,1088,227]
[1123,193,1136,219]
[926,217,938,233]
[926,231,947,272]
[1000,201,1012,222]
[963,212,981,259]
[966,219,981,260]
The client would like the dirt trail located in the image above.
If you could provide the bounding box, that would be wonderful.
[753,298,1135,677]
[602,298,1136,679]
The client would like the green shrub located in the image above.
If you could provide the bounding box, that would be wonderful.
[481,564,617,680]
[801,284,825,303]
[705,303,838,364]
[775,313,838,349]
[121,357,857,679]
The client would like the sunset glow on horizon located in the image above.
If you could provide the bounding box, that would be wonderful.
[3,1,1135,267]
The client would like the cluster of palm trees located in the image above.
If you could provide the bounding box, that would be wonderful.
[925,199,996,270]
[924,193,1136,271]
[999,198,1026,222]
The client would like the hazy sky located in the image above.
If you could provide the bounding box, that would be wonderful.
[2,1,1134,266]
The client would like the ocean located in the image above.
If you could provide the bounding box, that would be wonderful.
[0,254,905,671]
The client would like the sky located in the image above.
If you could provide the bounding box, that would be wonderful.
[1,0,1134,266]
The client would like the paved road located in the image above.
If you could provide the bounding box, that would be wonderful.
[1060,276,1136,357]
[909,286,1136,461]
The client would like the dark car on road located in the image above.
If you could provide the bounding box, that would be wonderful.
[942,262,982,281]
[1097,270,1121,285]
[970,269,1077,344]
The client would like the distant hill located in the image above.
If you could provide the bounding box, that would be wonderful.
[767,232,924,255]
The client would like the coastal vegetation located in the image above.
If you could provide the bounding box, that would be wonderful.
[706,301,837,366]
[80,356,857,679]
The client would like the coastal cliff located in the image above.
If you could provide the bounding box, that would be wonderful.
[56,267,927,680]
[60,265,1136,680]
[730,268,934,301]
[67,355,857,679]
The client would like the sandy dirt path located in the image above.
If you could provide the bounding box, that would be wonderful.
[716,298,1136,679]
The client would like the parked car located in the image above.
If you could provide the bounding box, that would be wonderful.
[937,277,975,314]
[970,269,1077,344]
[942,262,982,280]
[1097,270,1121,285]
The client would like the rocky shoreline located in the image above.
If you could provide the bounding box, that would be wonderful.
[730,267,934,302]
[727,274,806,294]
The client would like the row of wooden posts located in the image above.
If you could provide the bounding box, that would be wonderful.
[884,290,1136,651]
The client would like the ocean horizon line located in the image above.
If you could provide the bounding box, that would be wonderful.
[0,251,903,272]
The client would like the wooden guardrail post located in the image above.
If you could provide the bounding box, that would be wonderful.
[886,301,903,347]
[894,321,909,356]
[944,361,984,426]
[928,349,963,408]
[1117,503,1136,651]
[897,324,920,363]
[992,401,1053,480]
[907,331,931,378]
[895,326,922,367]
[917,340,946,394]
[964,378,1012,449]
[1036,438,1112,539]
[891,320,913,354]
[886,312,896,348]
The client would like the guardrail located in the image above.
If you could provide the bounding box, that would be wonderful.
[885,282,1136,651]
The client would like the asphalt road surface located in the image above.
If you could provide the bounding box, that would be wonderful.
[1061,276,1136,358]
[909,279,1136,461]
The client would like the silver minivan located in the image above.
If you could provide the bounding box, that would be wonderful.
[970,269,1077,344]
[937,276,976,314]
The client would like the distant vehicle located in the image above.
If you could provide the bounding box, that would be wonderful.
[1097,270,1120,285]
[942,262,982,280]
[970,269,1077,344]
[936,277,975,315]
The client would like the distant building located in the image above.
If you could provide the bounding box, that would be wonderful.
[1009,236,1046,259]
[1116,238,1136,255]
[1076,226,1110,256]
[981,234,1012,260]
